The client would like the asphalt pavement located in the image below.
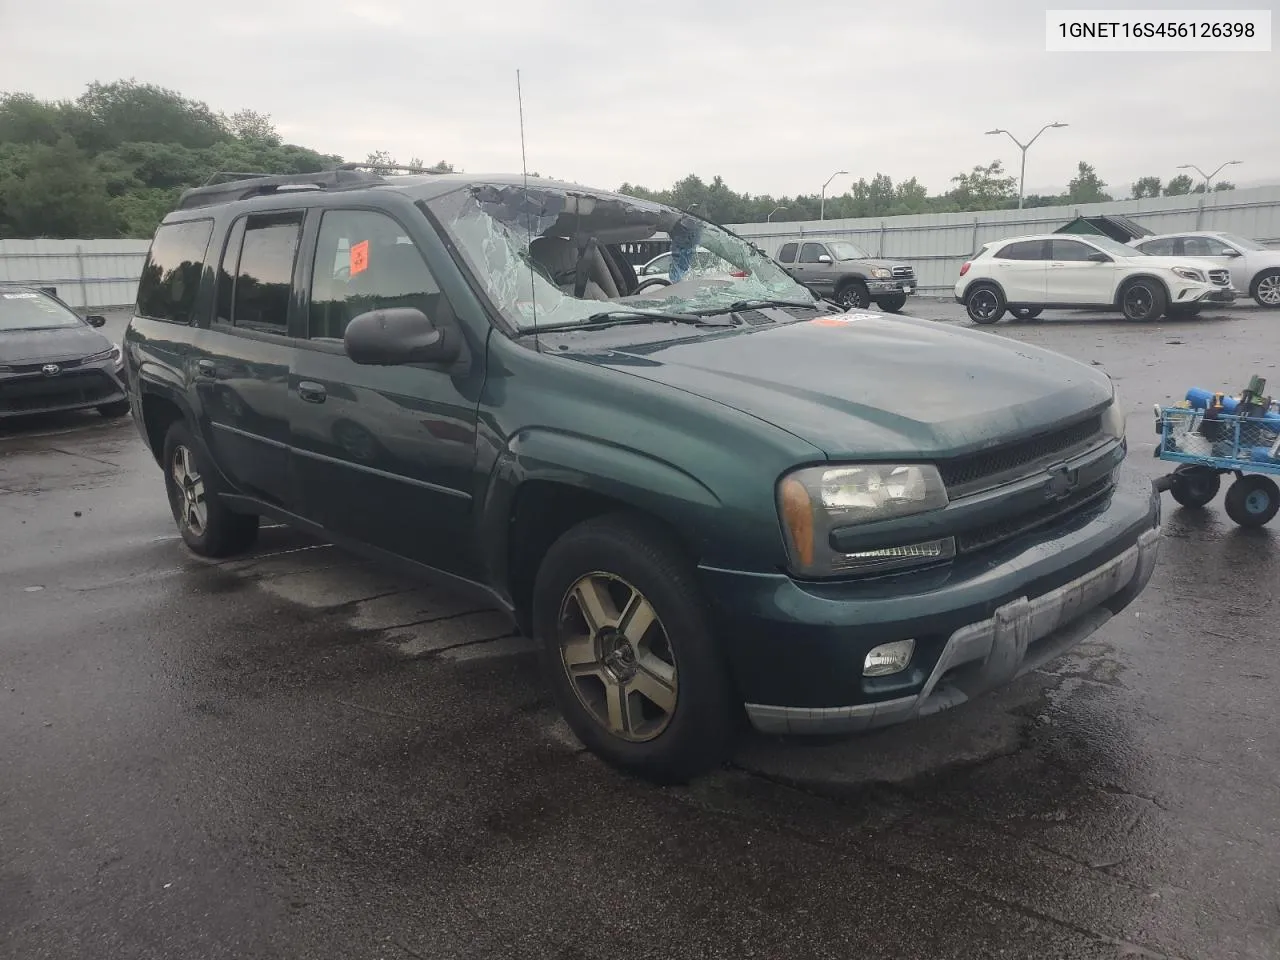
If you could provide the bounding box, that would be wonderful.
[3,303,1279,960]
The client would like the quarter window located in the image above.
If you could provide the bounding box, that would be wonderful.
[135,219,214,324]
[308,209,446,340]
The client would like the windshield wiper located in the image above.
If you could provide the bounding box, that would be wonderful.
[514,309,735,336]
[699,298,817,316]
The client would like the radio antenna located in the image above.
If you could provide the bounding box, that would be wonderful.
[517,69,538,347]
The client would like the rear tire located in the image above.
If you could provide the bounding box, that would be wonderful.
[876,294,907,313]
[161,420,259,558]
[965,284,1005,325]
[1008,307,1043,321]
[1166,305,1202,319]
[97,399,131,418]
[1168,466,1220,509]
[532,513,735,784]
[1224,475,1280,527]
[1119,278,1167,321]
[1251,269,1280,308]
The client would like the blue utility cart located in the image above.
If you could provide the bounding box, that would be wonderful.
[1154,393,1280,527]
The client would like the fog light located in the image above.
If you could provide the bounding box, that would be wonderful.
[863,639,915,677]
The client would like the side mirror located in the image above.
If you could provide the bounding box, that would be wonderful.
[816,254,833,264]
[86,315,106,327]
[1220,248,1241,258]
[343,308,459,366]
[1087,252,1111,263]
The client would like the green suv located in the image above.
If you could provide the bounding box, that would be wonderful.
[123,167,1162,782]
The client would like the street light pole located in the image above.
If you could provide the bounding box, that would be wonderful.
[767,205,787,222]
[820,171,848,221]
[985,122,1068,209]
[1177,160,1241,193]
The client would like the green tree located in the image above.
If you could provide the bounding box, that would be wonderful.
[0,137,117,237]
[1164,174,1194,196]
[1067,161,1111,203]
[1131,176,1162,199]
[225,109,280,146]
[77,79,228,149]
[947,160,1017,209]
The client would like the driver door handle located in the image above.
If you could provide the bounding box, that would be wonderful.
[298,381,327,404]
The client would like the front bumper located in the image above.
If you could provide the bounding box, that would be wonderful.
[698,465,1161,734]
[0,362,126,418]
[1183,284,1236,304]
[866,278,916,296]
[746,526,1159,734]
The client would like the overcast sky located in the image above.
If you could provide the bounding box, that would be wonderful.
[2,0,1277,198]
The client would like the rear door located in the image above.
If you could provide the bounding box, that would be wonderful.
[193,210,304,509]
[289,206,483,577]
[1047,238,1117,305]
[989,240,1048,302]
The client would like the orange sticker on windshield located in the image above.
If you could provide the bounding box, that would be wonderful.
[350,240,369,276]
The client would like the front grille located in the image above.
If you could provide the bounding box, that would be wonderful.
[957,476,1115,554]
[0,370,120,413]
[7,357,86,374]
[1208,269,1230,286]
[938,415,1104,493]
[891,266,914,279]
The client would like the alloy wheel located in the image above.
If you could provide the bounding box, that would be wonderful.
[171,445,208,537]
[971,290,998,320]
[1124,284,1155,319]
[1257,275,1280,306]
[557,572,678,742]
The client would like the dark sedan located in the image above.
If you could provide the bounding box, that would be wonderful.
[0,284,129,420]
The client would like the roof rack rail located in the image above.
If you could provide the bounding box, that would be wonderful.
[176,168,386,211]
[337,161,439,175]
[202,170,277,186]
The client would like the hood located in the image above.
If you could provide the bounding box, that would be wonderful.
[1126,254,1225,274]
[839,258,906,270]
[568,313,1113,460]
[0,324,112,364]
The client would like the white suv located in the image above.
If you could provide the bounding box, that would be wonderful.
[955,232,1236,324]
[1129,231,1280,308]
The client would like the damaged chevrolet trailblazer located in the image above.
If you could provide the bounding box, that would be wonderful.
[123,166,1161,782]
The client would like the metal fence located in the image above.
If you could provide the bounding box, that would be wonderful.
[727,184,1280,294]
[3,184,1279,307]
[0,238,150,309]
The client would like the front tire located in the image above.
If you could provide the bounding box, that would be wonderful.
[532,513,735,784]
[876,294,907,313]
[1166,305,1202,319]
[97,399,131,418]
[1251,269,1280,308]
[161,421,259,557]
[1119,278,1167,321]
[836,281,871,310]
[1224,475,1280,527]
[965,284,1005,325]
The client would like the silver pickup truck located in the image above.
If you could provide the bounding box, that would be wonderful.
[775,239,917,312]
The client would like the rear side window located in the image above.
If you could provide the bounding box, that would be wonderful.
[1135,238,1175,256]
[994,240,1047,261]
[135,219,214,324]
[215,212,303,334]
[777,242,798,263]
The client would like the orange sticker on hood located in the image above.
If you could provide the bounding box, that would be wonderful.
[810,311,876,326]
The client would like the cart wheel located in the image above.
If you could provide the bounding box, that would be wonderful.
[1169,467,1221,509]
[1224,475,1280,527]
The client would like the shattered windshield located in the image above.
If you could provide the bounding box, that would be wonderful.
[425,183,815,330]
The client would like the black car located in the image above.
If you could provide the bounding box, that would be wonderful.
[0,284,130,420]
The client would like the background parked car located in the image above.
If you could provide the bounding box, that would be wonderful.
[0,282,130,419]
[634,248,746,292]
[1129,231,1280,308]
[774,239,916,312]
[956,233,1235,324]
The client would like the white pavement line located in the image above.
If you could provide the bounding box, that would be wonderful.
[436,635,536,661]
[332,699,423,723]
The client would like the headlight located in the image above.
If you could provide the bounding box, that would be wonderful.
[111,343,123,365]
[777,464,951,577]
[871,267,891,279]
[83,348,113,363]
[1102,390,1126,441]
[1171,266,1204,282]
